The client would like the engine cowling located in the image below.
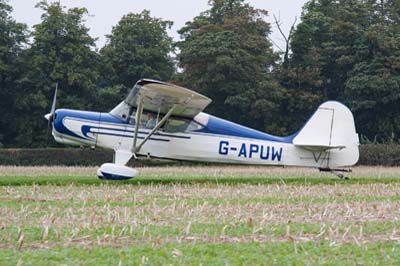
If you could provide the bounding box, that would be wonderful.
[97,163,138,180]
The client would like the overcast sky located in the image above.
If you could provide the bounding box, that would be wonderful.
[8,0,308,51]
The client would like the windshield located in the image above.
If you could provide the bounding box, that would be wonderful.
[124,84,142,107]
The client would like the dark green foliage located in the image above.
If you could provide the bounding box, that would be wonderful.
[344,22,400,139]
[0,3,179,148]
[9,1,100,147]
[92,85,127,112]
[100,10,175,88]
[96,10,175,112]
[0,0,28,147]
[176,0,286,133]
[282,0,400,139]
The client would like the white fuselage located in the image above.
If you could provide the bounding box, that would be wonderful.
[52,109,358,169]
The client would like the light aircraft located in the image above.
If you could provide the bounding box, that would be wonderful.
[45,79,359,180]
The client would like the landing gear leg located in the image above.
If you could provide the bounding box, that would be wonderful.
[319,168,352,180]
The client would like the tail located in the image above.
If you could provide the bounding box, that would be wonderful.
[293,101,359,168]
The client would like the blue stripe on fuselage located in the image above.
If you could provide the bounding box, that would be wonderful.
[195,114,296,143]
[95,131,170,142]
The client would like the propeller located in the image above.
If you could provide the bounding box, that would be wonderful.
[44,83,58,146]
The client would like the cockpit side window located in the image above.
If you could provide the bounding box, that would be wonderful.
[128,108,162,129]
[143,112,158,129]
[163,119,188,133]
[161,118,205,133]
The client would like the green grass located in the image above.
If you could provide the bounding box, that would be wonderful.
[1,167,400,265]
[1,242,400,266]
[2,221,400,245]
[1,174,400,186]
[1,192,400,209]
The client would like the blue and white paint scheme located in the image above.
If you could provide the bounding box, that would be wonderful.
[45,79,359,180]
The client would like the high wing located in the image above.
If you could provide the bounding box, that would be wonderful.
[110,79,212,165]
[125,79,212,118]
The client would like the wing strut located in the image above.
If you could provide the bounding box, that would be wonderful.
[131,98,144,156]
[134,104,177,153]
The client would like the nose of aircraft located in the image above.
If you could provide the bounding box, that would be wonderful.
[44,113,51,121]
[44,110,58,122]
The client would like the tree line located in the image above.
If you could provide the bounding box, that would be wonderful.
[0,0,399,147]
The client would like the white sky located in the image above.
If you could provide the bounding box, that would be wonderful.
[8,0,308,51]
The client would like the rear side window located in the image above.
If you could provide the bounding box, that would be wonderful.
[163,119,189,133]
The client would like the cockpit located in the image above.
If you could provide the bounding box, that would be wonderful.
[109,101,208,133]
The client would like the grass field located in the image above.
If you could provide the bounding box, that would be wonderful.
[1,166,400,265]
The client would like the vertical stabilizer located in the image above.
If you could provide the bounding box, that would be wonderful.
[293,101,359,167]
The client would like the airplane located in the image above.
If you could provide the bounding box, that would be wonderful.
[44,79,359,180]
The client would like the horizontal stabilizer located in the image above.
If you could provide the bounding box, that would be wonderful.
[294,144,346,152]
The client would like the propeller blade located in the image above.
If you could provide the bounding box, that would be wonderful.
[50,83,58,117]
[46,83,58,146]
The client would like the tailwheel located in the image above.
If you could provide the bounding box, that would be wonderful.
[319,168,352,180]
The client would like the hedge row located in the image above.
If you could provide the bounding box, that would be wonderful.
[358,144,400,166]
[0,145,398,166]
[0,148,188,167]
[0,148,113,166]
